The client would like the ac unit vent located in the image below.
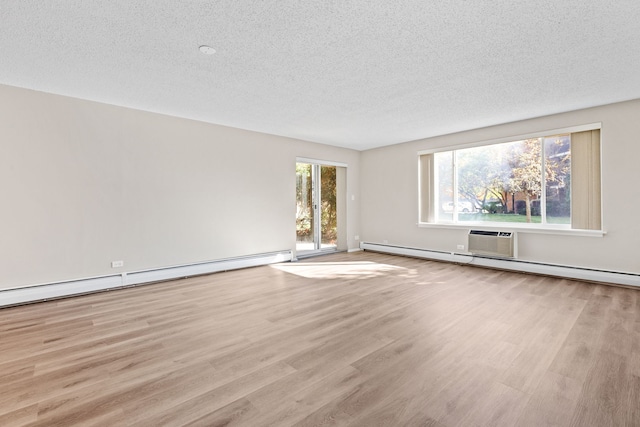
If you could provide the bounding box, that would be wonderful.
[468,230,515,258]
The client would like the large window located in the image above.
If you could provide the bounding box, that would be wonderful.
[419,129,601,230]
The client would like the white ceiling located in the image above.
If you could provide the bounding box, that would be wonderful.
[2,1,640,150]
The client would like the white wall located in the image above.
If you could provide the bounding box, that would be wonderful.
[3,83,637,291]
[0,84,360,289]
[360,99,640,275]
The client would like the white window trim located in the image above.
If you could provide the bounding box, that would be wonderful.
[296,157,348,168]
[416,221,605,237]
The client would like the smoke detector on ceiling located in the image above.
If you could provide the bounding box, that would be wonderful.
[199,45,216,55]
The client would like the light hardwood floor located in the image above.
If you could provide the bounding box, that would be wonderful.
[1,251,639,426]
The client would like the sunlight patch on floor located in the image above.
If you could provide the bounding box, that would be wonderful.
[271,261,408,279]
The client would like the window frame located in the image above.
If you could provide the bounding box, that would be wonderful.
[418,123,604,236]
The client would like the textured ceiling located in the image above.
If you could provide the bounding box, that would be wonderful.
[2,1,640,150]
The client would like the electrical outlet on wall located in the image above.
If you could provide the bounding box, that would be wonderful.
[111,260,124,268]
[457,244,465,250]
[354,235,360,241]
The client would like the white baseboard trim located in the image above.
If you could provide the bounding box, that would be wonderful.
[0,250,293,308]
[0,275,125,308]
[360,242,640,288]
[347,248,363,253]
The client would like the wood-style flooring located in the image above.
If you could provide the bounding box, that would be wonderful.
[1,251,639,426]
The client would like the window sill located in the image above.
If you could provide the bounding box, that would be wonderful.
[417,221,605,237]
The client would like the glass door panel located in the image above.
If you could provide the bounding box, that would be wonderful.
[320,165,337,249]
[296,163,315,252]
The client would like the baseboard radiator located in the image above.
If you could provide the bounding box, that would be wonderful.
[0,250,293,308]
[360,242,640,288]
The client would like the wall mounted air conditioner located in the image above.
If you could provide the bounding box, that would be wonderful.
[468,230,515,258]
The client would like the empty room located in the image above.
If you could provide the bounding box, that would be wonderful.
[1,1,640,426]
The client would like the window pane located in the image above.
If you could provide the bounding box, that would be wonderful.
[455,139,542,224]
[296,163,314,247]
[509,139,543,223]
[320,166,337,248]
[544,135,571,224]
[426,131,583,228]
[456,142,511,223]
[435,151,453,221]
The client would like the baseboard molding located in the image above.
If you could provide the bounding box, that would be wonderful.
[360,242,640,288]
[0,250,293,308]
[347,248,363,253]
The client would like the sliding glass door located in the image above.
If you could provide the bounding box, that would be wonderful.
[296,162,338,255]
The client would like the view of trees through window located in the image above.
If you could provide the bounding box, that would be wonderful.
[296,163,314,244]
[434,134,571,224]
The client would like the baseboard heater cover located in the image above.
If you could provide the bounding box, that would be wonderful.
[0,250,293,308]
[360,242,640,288]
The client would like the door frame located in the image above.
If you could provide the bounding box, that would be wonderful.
[295,157,347,258]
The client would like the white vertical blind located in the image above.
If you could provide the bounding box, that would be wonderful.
[419,154,435,223]
[571,129,601,230]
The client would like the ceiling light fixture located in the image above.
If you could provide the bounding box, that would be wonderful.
[199,45,216,55]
